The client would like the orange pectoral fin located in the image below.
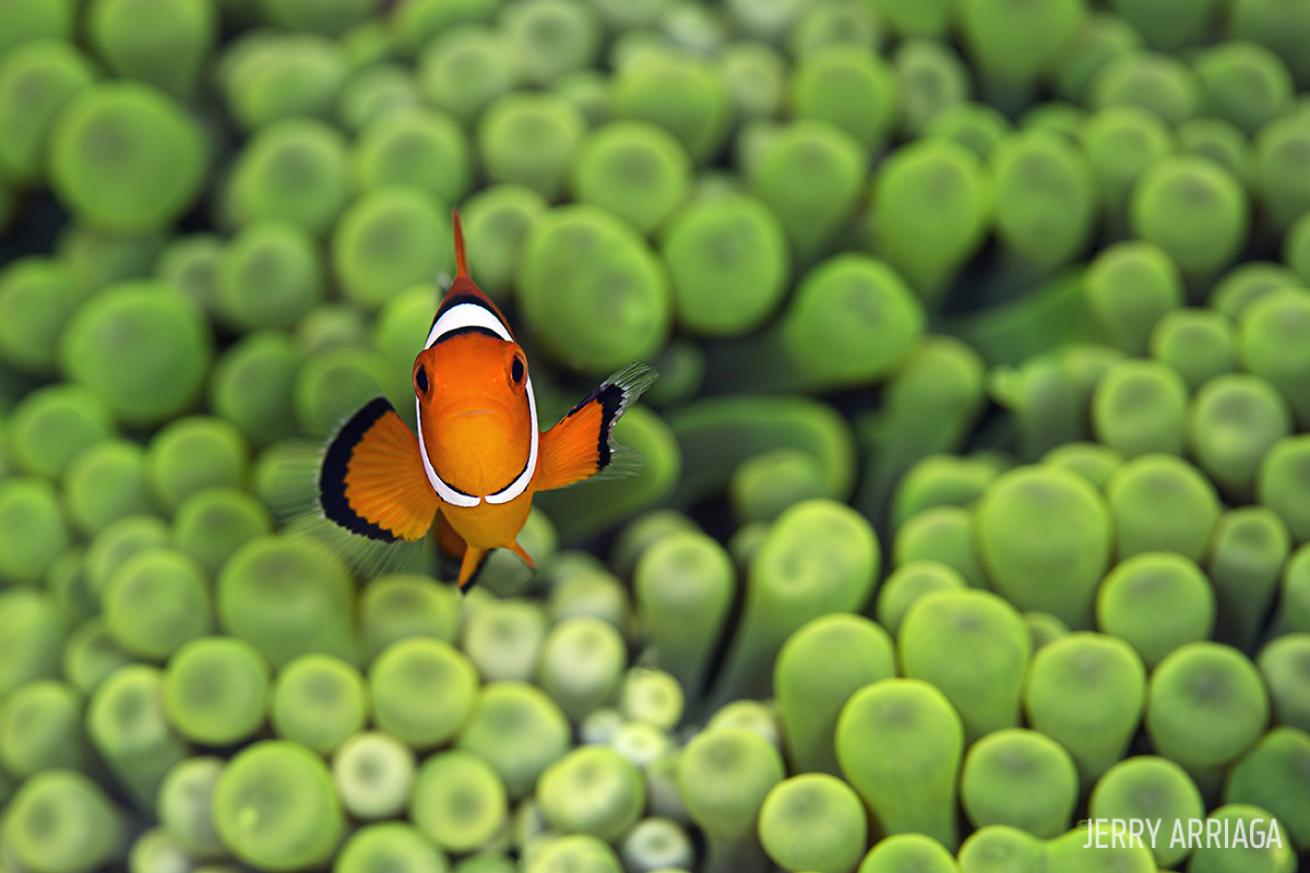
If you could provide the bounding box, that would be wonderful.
[319,397,439,542]
[537,362,658,491]
[537,393,607,490]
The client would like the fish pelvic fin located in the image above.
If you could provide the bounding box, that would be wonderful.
[433,513,492,591]
[509,539,537,570]
[319,397,439,542]
[458,544,488,591]
[536,361,658,491]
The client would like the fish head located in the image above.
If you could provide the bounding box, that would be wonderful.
[413,332,535,499]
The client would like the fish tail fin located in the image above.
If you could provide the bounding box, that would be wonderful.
[319,397,440,542]
[536,361,659,491]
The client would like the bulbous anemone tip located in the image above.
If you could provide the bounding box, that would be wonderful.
[537,745,645,842]
[758,773,868,872]
[212,740,344,870]
[678,726,785,841]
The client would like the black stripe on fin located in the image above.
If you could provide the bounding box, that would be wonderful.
[568,362,659,471]
[318,397,400,543]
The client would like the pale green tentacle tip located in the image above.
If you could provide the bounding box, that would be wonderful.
[621,818,694,873]
[1183,805,1297,873]
[1223,728,1310,853]
[857,833,960,873]
[3,770,124,873]
[876,561,968,635]
[536,745,645,841]
[524,835,624,873]
[677,726,785,842]
[332,731,416,820]
[212,740,344,872]
[758,773,868,873]
[1145,642,1269,773]
[157,756,225,859]
[957,825,1043,873]
[960,728,1079,838]
[411,749,508,854]
[620,667,685,731]
[1257,634,1310,730]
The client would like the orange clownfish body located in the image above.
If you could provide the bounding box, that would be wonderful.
[318,212,655,590]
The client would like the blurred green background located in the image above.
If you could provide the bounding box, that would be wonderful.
[1,0,1310,872]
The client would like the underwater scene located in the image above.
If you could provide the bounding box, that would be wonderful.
[0,0,1308,872]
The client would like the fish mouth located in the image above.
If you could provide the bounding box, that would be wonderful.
[452,407,499,418]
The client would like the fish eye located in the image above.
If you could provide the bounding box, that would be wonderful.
[511,356,525,385]
[414,365,429,396]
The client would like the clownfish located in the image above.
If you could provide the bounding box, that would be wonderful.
[317,211,656,590]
